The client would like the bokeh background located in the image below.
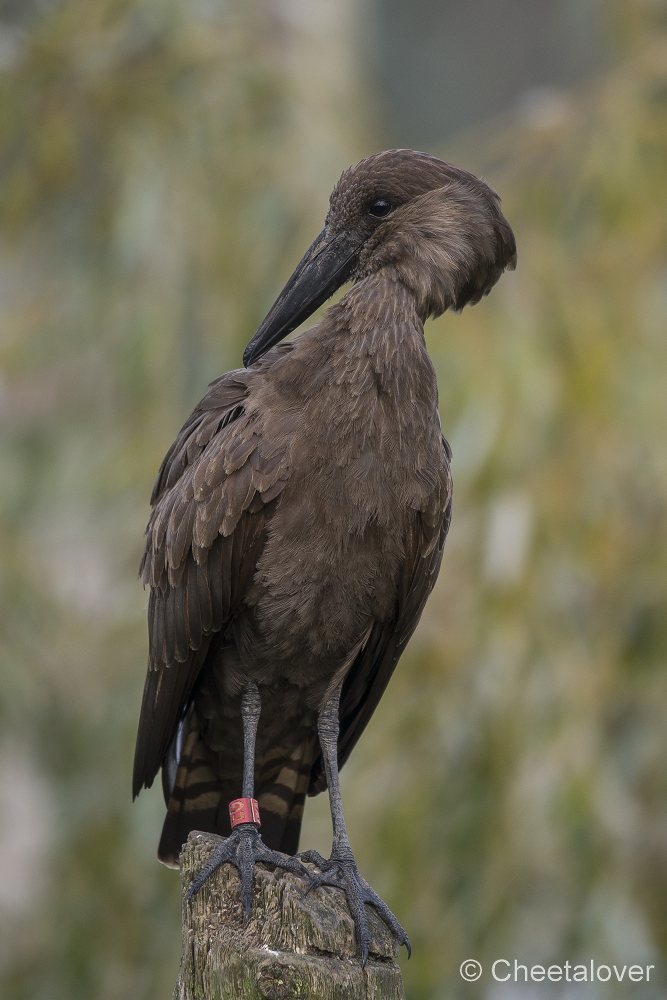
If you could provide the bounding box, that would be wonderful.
[1,1,667,997]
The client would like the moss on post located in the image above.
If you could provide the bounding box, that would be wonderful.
[174,831,406,1000]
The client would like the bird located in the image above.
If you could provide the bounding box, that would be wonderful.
[133,148,516,963]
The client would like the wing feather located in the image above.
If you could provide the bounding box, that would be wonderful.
[198,561,213,635]
[132,361,291,799]
[185,557,203,651]
[208,534,225,632]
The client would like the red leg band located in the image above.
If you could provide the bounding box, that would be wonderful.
[229,797,261,828]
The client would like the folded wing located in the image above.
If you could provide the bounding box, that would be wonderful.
[132,358,291,799]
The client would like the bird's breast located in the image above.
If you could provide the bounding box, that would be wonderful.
[245,373,446,688]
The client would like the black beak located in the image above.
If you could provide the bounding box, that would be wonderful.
[243,227,362,367]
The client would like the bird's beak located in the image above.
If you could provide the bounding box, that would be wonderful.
[243,227,362,367]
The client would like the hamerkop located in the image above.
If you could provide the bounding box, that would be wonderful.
[133,149,516,961]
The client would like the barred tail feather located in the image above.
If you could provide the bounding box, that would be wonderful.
[158,710,316,865]
[158,715,230,868]
[256,738,315,855]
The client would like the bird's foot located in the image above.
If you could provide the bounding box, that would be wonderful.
[299,848,411,965]
[188,823,309,917]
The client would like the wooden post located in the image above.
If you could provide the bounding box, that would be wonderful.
[174,831,406,1000]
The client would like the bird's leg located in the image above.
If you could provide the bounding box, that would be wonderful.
[188,680,308,915]
[240,677,261,798]
[299,683,411,965]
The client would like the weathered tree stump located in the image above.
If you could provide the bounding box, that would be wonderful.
[173,831,406,1000]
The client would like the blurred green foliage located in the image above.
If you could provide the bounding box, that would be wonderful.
[340,12,667,997]
[0,1,365,997]
[2,1,667,999]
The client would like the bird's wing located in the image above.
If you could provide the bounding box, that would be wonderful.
[132,358,291,798]
[309,436,453,795]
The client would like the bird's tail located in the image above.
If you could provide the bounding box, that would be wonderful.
[158,710,316,866]
[256,738,316,856]
[158,710,230,868]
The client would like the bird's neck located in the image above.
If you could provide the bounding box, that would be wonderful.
[265,274,442,504]
[294,273,438,409]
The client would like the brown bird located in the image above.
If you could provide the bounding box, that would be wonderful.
[133,148,516,961]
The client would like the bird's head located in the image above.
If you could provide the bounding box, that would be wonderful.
[244,149,516,366]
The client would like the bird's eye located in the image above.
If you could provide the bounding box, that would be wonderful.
[368,199,393,219]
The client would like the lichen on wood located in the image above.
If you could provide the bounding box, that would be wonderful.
[173,831,406,1000]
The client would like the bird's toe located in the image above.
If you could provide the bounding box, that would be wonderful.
[357,879,411,957]
[188,825,308,916]
[187,838,237,901]
[255,842,310,879]
[298,848,329,870]
[303,852,408,964]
